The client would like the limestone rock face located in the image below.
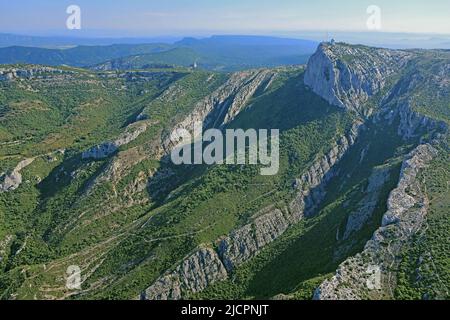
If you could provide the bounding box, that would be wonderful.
[164,69,276,152]
[142,120,362,299]
[177,247,228,294]
[304,43,411,114]
[94,69,276,186]
[314,144,438,300]
[218,208,289,271]
[375,66,449,140]
[381,144,437,227]
[81,142,119,160]
[342,167,391,240]
[142,274,182,300]
[397,102,448,139]
[141,247,227,300]
[0,158,35,193]
[0,66,73,81]
[82,124,147,160]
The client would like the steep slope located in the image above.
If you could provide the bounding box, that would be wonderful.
[307,44,449,300]
[304,42,412,115]
[145,43,448,300]
[0,66,225,298]
[0,63,357,299]
[0,43,448,301]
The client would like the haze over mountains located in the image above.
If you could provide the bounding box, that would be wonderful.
[0,32,183,48]
[0,34,317,71]
[2,31,449,71]
[2,31,450,50]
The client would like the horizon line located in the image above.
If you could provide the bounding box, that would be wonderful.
[2,30,450,39]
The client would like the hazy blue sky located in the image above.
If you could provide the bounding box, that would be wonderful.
[1,0,449,36]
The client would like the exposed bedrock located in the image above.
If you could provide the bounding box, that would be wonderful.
[0,158,35,193]
[304,42,412,114]
[163,69,276,153]
[82,124,148,160]
[342,166,392,240]
[142,122,362,299]
[141,247,228,300]
[91,69,276,186]
[314,144,438,300]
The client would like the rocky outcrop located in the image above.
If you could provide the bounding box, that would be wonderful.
[375,70,449,141]
[82,142,119,160]
[304,42,412,114]
[218,208,290,271]
[381,144,437,227]
[0,158,35,193]
[141,247,228,300]
[375,54,449,140]
[342,166,391,240]
[397,102,448,139]
[314,144,438,300]
[0,66,73,81]
[163,69,275,152]
[290,121,362,217]
[94,69,275,185]
[376,100,448,141]
[218,123,361,273]
[82,124,147,160]
[0,235,13,263]
[143,121,362,299]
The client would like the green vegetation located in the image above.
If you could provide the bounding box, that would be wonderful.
[0,45,448,301]
[405,51,450,124]
[396,145,450,300]
[190,113,409,300]
[0,67,184,160]
[0,36,317,71]
[0,44,171,67]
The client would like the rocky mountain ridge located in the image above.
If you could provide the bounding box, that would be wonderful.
[314,143,439,299]
[304,43,412,115]
[0,43,448,301]
[82,123,148,160]
[163,69,276,152]
[142,42,449,300]
[307,43,449,300]
[0,66,74,81]
[142,120,362,299]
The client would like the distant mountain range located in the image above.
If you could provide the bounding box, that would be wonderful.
[0,43,172,68]
[0,35,318,71]
[93,36,318,71]
[0,33,179,48]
